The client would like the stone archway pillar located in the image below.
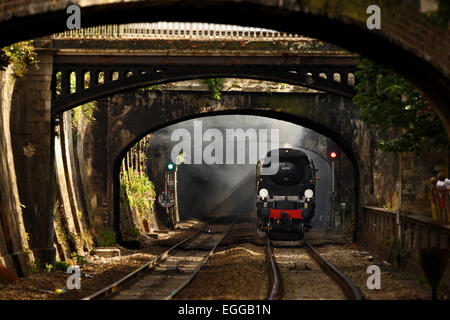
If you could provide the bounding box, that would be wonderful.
[0,65,32,275]
[10,51,56,268]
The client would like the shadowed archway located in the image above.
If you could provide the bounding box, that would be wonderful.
[2,0,449,136]
[112,108,361,243]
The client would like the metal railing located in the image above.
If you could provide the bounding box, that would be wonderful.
[52,22,306,41]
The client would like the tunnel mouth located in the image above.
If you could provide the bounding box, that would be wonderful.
[114,113,358,241]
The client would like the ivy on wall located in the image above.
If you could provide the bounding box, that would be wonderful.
[352,57,449,154]
[201,78,224,100]
[119,137,155,237]
[2,40,38,77]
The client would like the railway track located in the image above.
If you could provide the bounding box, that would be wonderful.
[266,237,362,300]
[82,216,236,300]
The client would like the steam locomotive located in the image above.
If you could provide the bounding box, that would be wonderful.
[256,148,316,238]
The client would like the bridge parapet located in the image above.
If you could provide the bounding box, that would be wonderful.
[361,206,450,294]
[52,22,305,42]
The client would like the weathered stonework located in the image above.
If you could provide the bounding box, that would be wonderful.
[0,65,32,275]
[1,0,449,137]
[77,89,362,235]
[9,52,55,268]
[70,87,447,237]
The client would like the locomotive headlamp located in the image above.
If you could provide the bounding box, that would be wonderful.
[259,188,269,199]
[304,189,314,199]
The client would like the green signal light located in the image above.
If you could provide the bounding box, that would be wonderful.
[167,163,175,170]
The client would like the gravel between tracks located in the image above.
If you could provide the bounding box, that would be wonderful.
[1,219,443,300]
[174,222,269,300]
[0,219,202,300]
[273,246,346,300]
[306,229,442,300]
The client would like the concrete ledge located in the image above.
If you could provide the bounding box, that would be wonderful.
[90,247,121,258]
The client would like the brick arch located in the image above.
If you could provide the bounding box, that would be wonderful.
[1,0,449,136]
[100,90,362,241]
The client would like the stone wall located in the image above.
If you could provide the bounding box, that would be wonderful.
[0,65,31,275]
[9,52,55,267]
[53,112,93,260]
[70,89,362,234]
[68,87,446,236]
[1,0,448,138]
[360,206,450,296]
[5,52,94,270]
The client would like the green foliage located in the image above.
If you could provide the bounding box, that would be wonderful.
[72,102,97,129]
[27,258,41,274]
[71,252,78,265]
[121,170,156,214]
[97,227,116,247]
[70,252,89,266]
[201,78,225,100]
[353,57,449,154]
[55,261,70,272]
[2,41,38,77]
[141,84,163,92]
[175,152,186,165]
[53,72,96,133]
[416,277,426,286]
[45,263,53,273]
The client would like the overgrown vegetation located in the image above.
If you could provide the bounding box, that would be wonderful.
[54,71,97,136]
[96,227,116,247]
[2,40,38,77]
[55,261,70,272]
[72,103,97,128]
[121,170,156,214]
[353,57,449,154]
[27,258,41,274]
[202,78,225,100]
[140,84,163,92]
[119,136,154,237]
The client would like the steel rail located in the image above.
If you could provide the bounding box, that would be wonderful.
[266,237,281,300]
[166,219,236,300]
[82,219,215,300]
[303,239,363,300]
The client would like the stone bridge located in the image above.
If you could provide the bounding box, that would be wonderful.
[1,29,370,271]
[1,0,449,135]
[83,89,363,240]
[0,0,448,280]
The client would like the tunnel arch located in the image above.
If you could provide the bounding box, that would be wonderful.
[112,108,361,242]
[2,0,449,136]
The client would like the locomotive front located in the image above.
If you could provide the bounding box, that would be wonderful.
[256,148,316,236]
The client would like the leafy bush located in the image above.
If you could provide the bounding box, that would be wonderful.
[201,78,224,100]
[97,227,116,247]
[353,57,448,154]
[2,40,38,77]
[122,170,156,214]
[70,252,89,266]
[55,261,70,272]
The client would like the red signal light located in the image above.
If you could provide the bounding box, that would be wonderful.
[330,152,337,159]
